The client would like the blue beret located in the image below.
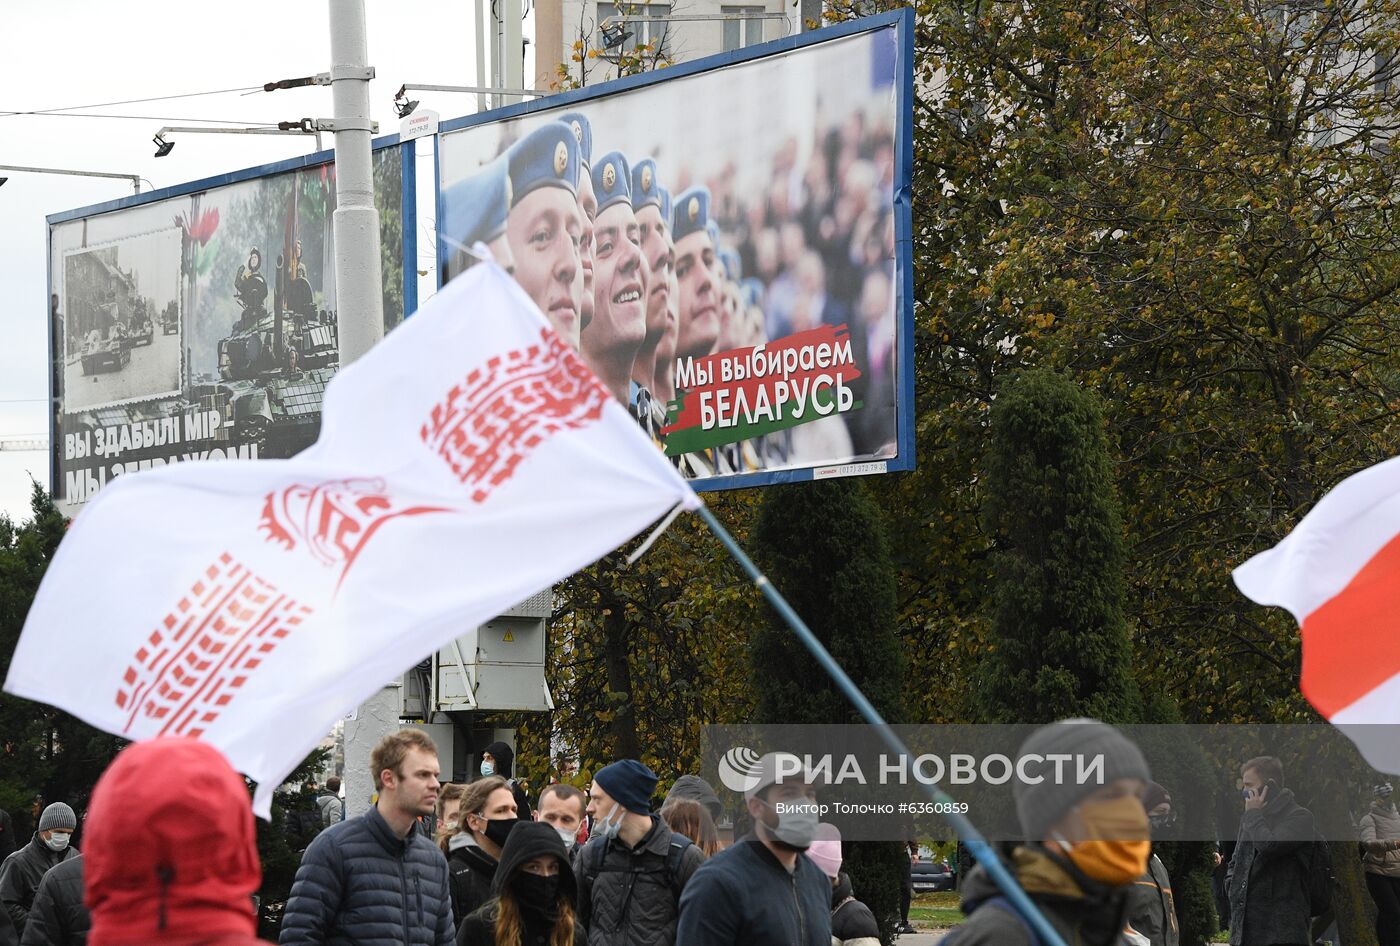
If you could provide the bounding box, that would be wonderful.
[657,186,672,226]
[558,112,593,168]
[591,151,632,215]
[631,158,663,211]
[442,157,510,248]
[719,247,742,283]
[672,187,712,244]
[507,122,580,207]
[740,277,764,309]
[706,219,721,250]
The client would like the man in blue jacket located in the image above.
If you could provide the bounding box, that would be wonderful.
[280,729,454,946]
[676,752,830,946]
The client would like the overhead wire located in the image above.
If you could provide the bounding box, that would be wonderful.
[0,113,284,125]
[0,84,265,118]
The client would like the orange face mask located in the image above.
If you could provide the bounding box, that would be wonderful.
[1054,794,1151,886]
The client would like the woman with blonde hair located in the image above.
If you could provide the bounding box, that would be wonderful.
[660,797,721,858]
[457,821,585,946]
[448,776,519,923]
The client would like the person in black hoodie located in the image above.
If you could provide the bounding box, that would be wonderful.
[457,821,585,946]
[482,743,534,821]
[448,777,520,925]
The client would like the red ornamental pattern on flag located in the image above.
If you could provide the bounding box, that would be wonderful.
[421,328,610,503]
[115,552,311,739]
[5,261,701,818]
[259,477,452,589]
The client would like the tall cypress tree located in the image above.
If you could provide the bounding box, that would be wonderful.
[748,478,908,944]
[979,368,1143,724]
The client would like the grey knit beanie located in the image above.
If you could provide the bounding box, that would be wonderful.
[38,802,76,833]
[1012,719,1150,840]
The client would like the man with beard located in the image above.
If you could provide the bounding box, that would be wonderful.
[628,158,673,444]
[579,151,649,405]
[441,155,514,280]
[675,753,830,946]
[504,122,584,349]
[561,112,596,333]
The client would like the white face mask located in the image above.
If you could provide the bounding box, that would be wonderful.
[761,799,818,849]
[44,833,70,852]
[555,826,577,851]
[598,803,625,840]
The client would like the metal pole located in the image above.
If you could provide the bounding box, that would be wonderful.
[0,164,140,193]
[328,0,384,366]
[695,505,1073,946]
[475,0,489,113]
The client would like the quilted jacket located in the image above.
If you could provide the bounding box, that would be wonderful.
[279,807,453,946]
[577,817,702,946]
[19,854,87,946]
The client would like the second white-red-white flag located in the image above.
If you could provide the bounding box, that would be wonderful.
[1234,454,1400,773]
[5,261,701,815]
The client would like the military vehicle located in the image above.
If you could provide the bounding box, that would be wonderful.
[191,251,340,457]
[80,325,131,375]
[162,300,179,335]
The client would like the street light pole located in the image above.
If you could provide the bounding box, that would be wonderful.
[0,164,140,194]
[328,0,384,367]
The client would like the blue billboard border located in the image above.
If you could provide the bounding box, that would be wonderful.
[46,133,419,500]
[435,9,917,492]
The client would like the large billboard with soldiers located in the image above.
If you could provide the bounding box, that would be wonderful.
[48,141,411,510]
[437,12,914,489]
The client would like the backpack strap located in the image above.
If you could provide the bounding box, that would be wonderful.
[664,834,693,900]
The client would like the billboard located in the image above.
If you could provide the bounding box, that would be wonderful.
[49,140,414,509]
[437,11,914,489]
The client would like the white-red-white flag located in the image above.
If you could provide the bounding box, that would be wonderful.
[1234,455,1400,771]
[6,262,700,816]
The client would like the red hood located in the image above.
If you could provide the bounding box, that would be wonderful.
[85,739,261,946]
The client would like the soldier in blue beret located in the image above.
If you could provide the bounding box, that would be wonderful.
[628,159,673,408]
[560,112,597,331]
[652,185,680,409]
[580,150,648,405]
[671,186,721,366]
[504,121,585,349]
[441,155,514,281]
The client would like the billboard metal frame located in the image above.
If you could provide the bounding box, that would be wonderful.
[45,134,418,499]
[434,10,916,491]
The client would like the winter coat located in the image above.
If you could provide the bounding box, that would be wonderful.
[446,838,498,926]
[482,743,532,821]
[82,738,271,946]
[941,846,1131,946]
[315,795,342,829]
[1,908,17,946]
[0,812,15,864]
[577,816,702,946]
[456,822,585,946]
[20,854,87,946]
[0,837,79,936]
[675,834,831,946]
[1360,803,1400,879]
[1225,787,1314,946]
[1126,853,1177,946]
[829,874,878,946]
[279,806,454,946]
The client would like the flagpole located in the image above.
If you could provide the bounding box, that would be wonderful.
[695,505,1070,946]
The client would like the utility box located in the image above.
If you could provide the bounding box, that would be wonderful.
[406,590,554,715]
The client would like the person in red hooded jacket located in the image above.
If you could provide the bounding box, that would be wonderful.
[83,738,269,946]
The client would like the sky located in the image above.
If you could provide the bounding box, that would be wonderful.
[0,0,536,522]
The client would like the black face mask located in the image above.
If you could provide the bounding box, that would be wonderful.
[514,872,560,915]
[483,817,521,849]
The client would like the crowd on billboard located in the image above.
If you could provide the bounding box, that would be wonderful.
[440,40,901,482]
[3,720,1388,946]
